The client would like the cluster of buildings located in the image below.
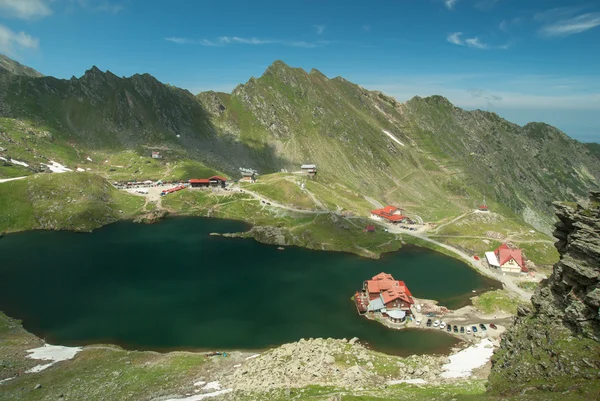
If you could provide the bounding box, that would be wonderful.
[370,205,412,224]
[485,243,528,274]
[354,272,415,323]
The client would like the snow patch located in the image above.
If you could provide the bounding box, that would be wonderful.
[76,167,85,172]
[202,381,221,391]
[163,389,233,401]
[86,157,93,162]
[382,130,405,146]
[0,176,27,184]
[245,353,260,360]
[440,338,495,378]
[10,159,29,167]
[0,377,16,385]
[193,381,206,387]
[43,161,73,173]
[0,156,6,161]
[233,364,241,368]
[387,378,428,385]
[25,344,82,373]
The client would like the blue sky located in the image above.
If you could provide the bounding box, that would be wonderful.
[1,0,599,142]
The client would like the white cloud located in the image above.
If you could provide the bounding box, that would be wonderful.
[314,24,326,35]
[165,36,332,49]
[165,37,194,44]
[447,32,463,45]
[445,0,457,10]
[465,37,488,49]
[0,23,39,56]
[0,0,52,20]
[69,0,125,14]
[539,12,600,37]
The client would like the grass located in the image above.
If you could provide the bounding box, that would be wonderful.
[516,281,540,291]
[241,173,316,209]
[472,290,526,315]
[0,172,144,233]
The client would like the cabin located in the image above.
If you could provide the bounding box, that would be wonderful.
[365,225,376,233]
[485,243,528,274]
[209,176,227,188]
[358,272,414,323]
[151,151,162,159]
[479,204,489,212]
[301,164,317,176]
[240,168,258,182]
[189,179,210,188]
[370,206,410,224]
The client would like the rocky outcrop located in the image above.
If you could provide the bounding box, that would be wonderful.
[133,209,168,224]
[223,338,447,393]
[488,192,600,395]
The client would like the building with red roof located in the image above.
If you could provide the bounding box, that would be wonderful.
[355,272,415,323]
[485,243,528,274]
[189,176,228,188]
[370,205,410,224]
[189,179,210,188]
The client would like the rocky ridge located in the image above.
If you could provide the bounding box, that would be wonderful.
[487,192,600,395]
[223,338,448,393]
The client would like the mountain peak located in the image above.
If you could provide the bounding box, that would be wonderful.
[0,53,44,78]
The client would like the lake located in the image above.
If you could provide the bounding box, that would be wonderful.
[0,217,500,356]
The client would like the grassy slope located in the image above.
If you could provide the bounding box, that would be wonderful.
[162,188,402,258]
[471,290,527,315]
[0,172,144,233]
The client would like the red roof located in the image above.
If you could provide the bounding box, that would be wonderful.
[494,243,527,272]
[189,179,210,184]
[381,288,414,306]
[371,210,408,222]
[209,176,227,182]
[365,272,414,302]
[366,225,376,232]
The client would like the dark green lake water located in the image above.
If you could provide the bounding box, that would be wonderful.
[0,217,499,356]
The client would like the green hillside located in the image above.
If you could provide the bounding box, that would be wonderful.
[0,172,144,233]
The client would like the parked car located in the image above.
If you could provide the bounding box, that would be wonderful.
[489,323,497,330]
[460,326,465,334]
[479,324,487,331]
[446,324,452,332]
[466,327,471,334]
[472,326,478,333]
[453,325,458,333]
[426,319,432,327]
[439,322,446,329]
[433,320,440,327]
[415,319,421,326]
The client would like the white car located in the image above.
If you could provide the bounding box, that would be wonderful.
[466,327,472,335]
[415,319,421,326]
[440,322,446,329]
[433,320,440,327]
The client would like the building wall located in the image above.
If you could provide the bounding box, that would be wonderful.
[500,258,522,273]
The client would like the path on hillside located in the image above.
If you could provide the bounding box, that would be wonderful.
[432,211,473,233]
[428,234,554,244]
[231,186,329,215]
[384,224,532,301]
[282,176,328,211]
[364,196,383,209]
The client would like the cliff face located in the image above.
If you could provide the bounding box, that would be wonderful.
[487,192,600,395]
